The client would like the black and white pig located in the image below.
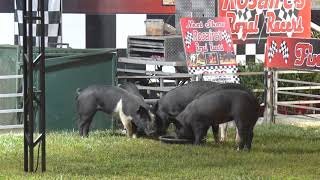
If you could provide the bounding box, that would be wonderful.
[76,85,156,138]
[119,82,144,100]
[152,81,219,136]
[173,88,260,150]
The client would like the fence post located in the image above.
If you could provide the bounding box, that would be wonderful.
[265,68,274,123]
[273,70,278,122]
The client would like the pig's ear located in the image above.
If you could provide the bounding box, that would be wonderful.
[137,106,149,119]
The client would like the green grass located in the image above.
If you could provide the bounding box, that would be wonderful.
[0,124,319,180]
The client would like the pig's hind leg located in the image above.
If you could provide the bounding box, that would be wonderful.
[234,120,253,151]
[79,112,96,137]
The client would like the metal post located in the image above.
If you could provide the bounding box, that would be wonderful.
[22,0,28,172]
[27,0,35,172]
[23,0,46,172]
[39,0,46,172]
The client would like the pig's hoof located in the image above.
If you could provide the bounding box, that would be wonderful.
[121,129,127,135]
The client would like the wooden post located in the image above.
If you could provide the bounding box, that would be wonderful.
[273,70,278,123]
[159,78,164,98]
[264,68,274,123]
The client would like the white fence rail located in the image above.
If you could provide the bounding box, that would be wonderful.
[0,75,23,115]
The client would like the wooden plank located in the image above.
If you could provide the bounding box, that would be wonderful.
[129,47,164,53]
[118,57,186,66]
[145,99,159,103]
[129,35,181,40]
[117,68,194,77]
[129,40,164,47]
[203,72,264,76]
[117,75,193,79]
[136,85,175,92]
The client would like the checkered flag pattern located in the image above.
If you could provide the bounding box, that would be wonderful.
[234,7,252,22]
[233,2,264,39]
[221,30,232,47]
[276,1,299,22]
[14,0,62,47]
[268,41,278,62]
[279,41,289,63]
[188,65,240,84]
[185,31,193,49]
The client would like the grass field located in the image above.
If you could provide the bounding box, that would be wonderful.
[0,124,319,179]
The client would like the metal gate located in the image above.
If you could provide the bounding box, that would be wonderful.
[0,46,23,132]
[266,69,320,124]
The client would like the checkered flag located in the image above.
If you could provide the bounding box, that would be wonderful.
[221,30,232,47]
[233,2,263,39]
[276,1,299,22]
[234,8,252,22]
[14,0,62,47]
[185,31,193,49]
[274,0,299,37]
[279,41,289,64]
[268,41,278,62]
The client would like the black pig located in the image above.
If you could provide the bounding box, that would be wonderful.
[174,88,259,150]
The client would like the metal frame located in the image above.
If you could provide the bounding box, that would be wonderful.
[266,69,320,123]
[23,0,46,172]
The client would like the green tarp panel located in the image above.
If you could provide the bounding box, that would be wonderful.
[43,48,117,131]
[0,46,19,126]
[0,45,117,131]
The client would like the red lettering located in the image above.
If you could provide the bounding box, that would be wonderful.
[269,0,280,9]
[283,0,293,9]
[248,0,257,9]
[294,43,312,66]
[222,0,236,10]
[305,45,315,67]
[258,0,268,9]
[237,0,249,9]
[295,0,306,10]
[313,54,320,67]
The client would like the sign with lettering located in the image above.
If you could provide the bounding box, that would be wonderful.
[180,17,239,83]
[219,0,311,41]
[265,37,320,70]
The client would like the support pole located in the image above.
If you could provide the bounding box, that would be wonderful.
[23,0,46,172]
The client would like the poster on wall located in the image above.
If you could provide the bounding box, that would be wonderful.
[180,17,240,83]
[265,36,320,70]
[219,0,311,42]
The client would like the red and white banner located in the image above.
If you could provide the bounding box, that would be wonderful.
[265,37,320,70]
[219,0,311,41]
[180,17,239,83]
